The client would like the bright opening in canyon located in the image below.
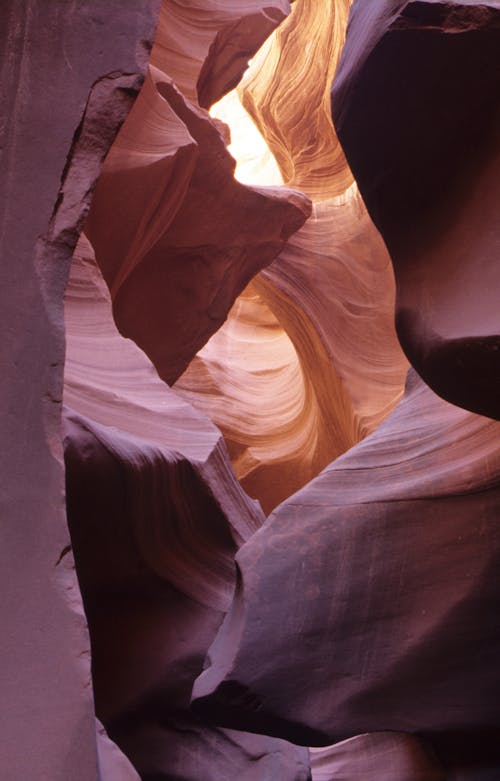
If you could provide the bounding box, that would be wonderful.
[3,0,500,779]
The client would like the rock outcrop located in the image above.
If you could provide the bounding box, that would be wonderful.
[63,235,309,780]
[0,1,161,778]
[2,0,500,779]
[331,0,500,420]
[176,0,408,512]
[192,370,500,774]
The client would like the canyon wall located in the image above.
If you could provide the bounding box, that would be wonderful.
[1,1,499,780]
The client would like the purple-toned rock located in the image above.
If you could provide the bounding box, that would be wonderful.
[331,0,500,420]
[0,1,160,778]
[63,236,310,780]
[192,370,500,779]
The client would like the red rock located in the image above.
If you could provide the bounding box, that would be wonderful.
[331,0,500,420]
[175,1,408,512]
[151,0,292,107]
[85,65,311,385]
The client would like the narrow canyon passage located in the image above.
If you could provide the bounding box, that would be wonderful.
[2,1,500,780]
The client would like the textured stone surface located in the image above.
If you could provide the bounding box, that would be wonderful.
[192,369,500,772]
[63,236,310,780]
[151,0,291,107]
[0,1,160,778]
[331,0,500,419]
[310,732,445,781]
[176,0,408,512]
[85,64,310,386]
[3,0,500,779]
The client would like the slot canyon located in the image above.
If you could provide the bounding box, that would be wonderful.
[1,1,500,779]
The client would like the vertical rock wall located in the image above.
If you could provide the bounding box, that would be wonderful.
[2,1,500,779]
[0,2,161,779]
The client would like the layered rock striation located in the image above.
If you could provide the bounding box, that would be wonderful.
[2,0,500,780]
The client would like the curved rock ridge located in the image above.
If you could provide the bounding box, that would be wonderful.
[63,235,310,780]
[64,235,263,610]
[85,63,311,385]
[151,0,292,108]
[310,732,445,781]
[177,192,408,513]
[239,0,354,200]
[176,0,408,512]
[192,370,500,761]
[331,0,500,420]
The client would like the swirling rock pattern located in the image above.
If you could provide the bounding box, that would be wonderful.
[331,0,500,420]
[176,0,408,512]
[86,13,310,386]
[3,0,500,779]
[63,235,310,780]
[193,370,500,775]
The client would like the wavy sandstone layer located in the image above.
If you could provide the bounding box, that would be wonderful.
[85,44,310,386]
[192,370,500,765]
[176,0,408,512]
[63,235,309,780]
[4,0,500,779]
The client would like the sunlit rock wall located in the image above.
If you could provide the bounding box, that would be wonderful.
[2,0,500,780]
[191,2,500,780]
[175,0,409,512]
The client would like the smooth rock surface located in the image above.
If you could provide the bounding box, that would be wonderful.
[63,236,310,780]
[331,0,500,419]
[85,64,311,385]
[0,1,160,778]
[310,732,444,781]
[176,0,408,512]
[192,369,500,777]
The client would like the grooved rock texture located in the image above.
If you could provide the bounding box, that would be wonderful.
[331,0,500,420]
[85,63,310,385]
[0,1,161,778]
[310,732,445,781]
[63,236,309,781]
[3,0,500,779]
[192,369,500,773]
[175,0,409,512]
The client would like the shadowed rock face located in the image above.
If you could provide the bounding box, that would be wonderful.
[62,237,310,780]
[175,0,409,513]
[331,0,500,420]
[3,0,500,779]
[85,4,310,387]
[0,1,161,778]
[192,369,500,773]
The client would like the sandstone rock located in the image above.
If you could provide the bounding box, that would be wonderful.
[151,0,292,107]
[192,369,500,774]
[85,64,311,385]
[310,732,444,781]
[331,0,500,420]
[176,0,408,512]
[0,1,160,778]
[63,235,310,780]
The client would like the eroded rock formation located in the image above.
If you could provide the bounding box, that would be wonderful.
[331,0,500,420]
[63,235,309,780]
[176,0,408,512]
[0,1,161,778]
[2,0,500,779]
